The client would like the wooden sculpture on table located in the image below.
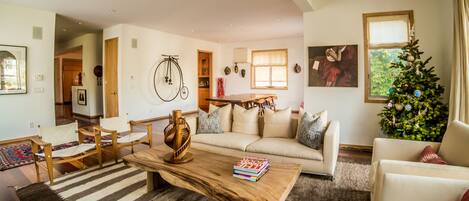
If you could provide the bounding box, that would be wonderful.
[163,110,193,163]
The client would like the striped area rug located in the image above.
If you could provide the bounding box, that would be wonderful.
[16,159,371,201]
[16,162,209,201]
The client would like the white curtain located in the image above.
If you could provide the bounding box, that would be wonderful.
[450,0,469,124]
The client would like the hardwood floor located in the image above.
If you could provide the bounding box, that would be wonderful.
[0,116,371,201]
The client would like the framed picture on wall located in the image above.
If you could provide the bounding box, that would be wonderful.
[308,45,358,87]
[77,89,87,105]
[0,45,27,95]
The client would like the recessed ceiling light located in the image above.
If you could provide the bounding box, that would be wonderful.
[77,21,83,25]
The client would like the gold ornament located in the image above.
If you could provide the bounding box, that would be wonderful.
[395,103,404,111]
[163,110,193,163]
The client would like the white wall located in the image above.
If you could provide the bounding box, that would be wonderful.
[218,37,304,109]
[56,33,103,117]
[303,0,453,146]
[0,4,55,140]
[103,24,221,120]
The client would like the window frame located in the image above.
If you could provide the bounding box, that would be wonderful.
[250,48,288,90]
[363,10,414,103]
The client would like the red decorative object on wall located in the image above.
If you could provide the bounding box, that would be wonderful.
[217,78,225,97]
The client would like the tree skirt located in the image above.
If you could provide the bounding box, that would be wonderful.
[16,158,371,201]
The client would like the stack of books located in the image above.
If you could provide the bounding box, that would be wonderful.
[233,156,270,182]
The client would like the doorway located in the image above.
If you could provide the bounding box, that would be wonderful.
[197,50,212,111]
[54,47,83,125]
[104,38,119,118]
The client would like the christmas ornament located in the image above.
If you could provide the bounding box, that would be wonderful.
[405,104,412,111]
[386,102,393,109]
[414,90,422,97]
[395,103,404,111]
[388,87,396,95]
[407,55,415,62]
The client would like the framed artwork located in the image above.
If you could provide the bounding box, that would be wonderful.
[308,45,358,87]
[0,45,27,95]
[77,89,87,105]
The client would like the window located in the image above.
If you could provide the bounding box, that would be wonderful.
[363,11,414,103]
[251,49,288,89]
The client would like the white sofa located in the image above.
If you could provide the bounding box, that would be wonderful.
[371,121,469,201]
[185,115,340,177]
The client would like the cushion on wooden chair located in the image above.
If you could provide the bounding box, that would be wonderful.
[102,132,148,144]
[100,116,131,133]
[39,122,78,146]
[36,144,96,158]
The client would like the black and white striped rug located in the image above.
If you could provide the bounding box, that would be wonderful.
[16,162,209,201]
[16,159,371,201]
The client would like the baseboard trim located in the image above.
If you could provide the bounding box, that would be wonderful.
[0,135,38,146]
[73,113,103,119]
[138,110,198,123]
[340,144,373,152]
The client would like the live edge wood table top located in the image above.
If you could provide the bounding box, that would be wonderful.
[123,145,302,201]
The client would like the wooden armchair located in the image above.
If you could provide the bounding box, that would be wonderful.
[31,121,102,184]
[96,116,152,163]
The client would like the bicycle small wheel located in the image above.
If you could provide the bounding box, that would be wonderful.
[153,58,183,102]
[180,85,189,100]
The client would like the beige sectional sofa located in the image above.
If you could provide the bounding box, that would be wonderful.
[185,115,340,177]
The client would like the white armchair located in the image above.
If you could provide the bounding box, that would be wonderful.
[371,121,469,201]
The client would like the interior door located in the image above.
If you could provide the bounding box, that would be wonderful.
[105,38,119,118]
[62,59,82,103]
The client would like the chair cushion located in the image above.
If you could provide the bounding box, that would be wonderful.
[263,107,292,138]
[102,132,148,144]
[232,105,259,135]
[100,116,131,133]
[36,144,96,158]
[246,138,323,161]
[209,104,232,132]
[192,132,260,151]
[438,121,469,167]
[39,122,78,146]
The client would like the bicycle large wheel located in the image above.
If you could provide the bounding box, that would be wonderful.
[153,58,183,102]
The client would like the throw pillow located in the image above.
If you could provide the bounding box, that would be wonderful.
[461,188,469,201]
[297,111,328,150]
[418,145,447,164]
[232,105,259,135]
[196,109,223,134]
[209,104,232,132]
[263,107,292,138]
[296,109,327,139]
[438,121,469,167]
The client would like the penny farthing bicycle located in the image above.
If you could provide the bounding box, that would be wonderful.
[153,55,189,102]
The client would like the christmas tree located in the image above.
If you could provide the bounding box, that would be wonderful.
[378,38,448,142]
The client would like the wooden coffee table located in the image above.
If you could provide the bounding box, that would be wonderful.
[123,145,301,201]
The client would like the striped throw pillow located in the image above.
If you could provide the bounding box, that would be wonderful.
[418,145,447,164]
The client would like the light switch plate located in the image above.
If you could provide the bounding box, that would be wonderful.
[35,74,44,81]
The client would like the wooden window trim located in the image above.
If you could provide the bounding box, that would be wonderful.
[251,48,288,90]
[363,10,414,103]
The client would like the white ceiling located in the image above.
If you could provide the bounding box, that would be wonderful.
[1,0,304,43]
